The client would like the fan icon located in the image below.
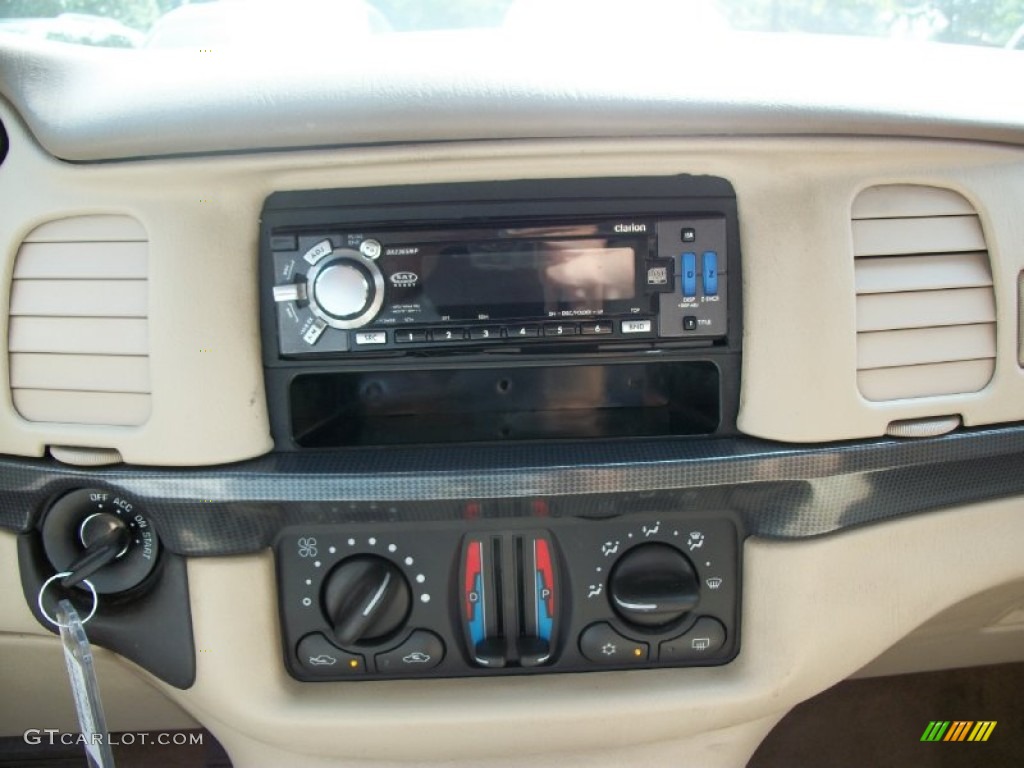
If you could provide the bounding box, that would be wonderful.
[297,537,318,558]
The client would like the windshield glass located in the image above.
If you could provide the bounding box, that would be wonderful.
[0,0,1021,50]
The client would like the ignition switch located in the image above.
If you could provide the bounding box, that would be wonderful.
[41,488,160,594]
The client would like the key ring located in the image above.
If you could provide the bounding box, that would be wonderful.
[37,572,98,628]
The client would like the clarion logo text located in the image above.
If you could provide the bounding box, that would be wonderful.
[614,223,647,233]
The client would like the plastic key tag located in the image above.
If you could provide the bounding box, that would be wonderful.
[56,599,116,768]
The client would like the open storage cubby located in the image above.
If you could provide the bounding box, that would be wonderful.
[289,360,722,448]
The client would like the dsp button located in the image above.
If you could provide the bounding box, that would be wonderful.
[579,623,648,665]
[296,633,365,677]
[375,630,445,675]
[658,617,726,662]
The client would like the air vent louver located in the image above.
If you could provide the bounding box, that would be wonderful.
[853,186,996,401]
[8,215,151,425]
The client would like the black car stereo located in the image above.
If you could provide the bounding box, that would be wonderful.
[265,215,728,357]
[260,176,742,449]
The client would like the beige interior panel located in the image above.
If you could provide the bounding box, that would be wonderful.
[0,636,200,737]
[851,183,977,218]
[2,99,1024,454]
[856,323,995,369]
[857,359,996,401]
[10,279,147,317]
[10,353,150,393]
[855,287,995,332]
[8,317,148,355]
[856,579,1024,678]
[854,252,991,294]
[851,215,986,256]
[82,495,1016,767]
[13,241,147,279]
[11,389,152,425]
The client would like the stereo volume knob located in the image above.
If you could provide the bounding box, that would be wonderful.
[307,250,386,330]
[608,543,699,629]
[314,262,370,318]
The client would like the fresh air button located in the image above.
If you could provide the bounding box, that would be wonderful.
[544,323,578,337]
[470,327,502,341]
[580,321,613,335]
[658,617,726,662]
[702,251,719,295]
[681,252,697,296]
[430,328,466,342]
[507,324,540,338]
[579,623,648,665]
[375,630,445,675]
[394,329,427,343]
[354,331,387,345]
[621,319,652,334]
[296,633,365,677]
[683,316,697,331]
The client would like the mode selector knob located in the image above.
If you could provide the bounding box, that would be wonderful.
[608,543,700,629]
[321,555,411,647]
[307,250,385,330]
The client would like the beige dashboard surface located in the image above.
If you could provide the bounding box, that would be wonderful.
[2,496,1022,766]
[1,96,1023,462]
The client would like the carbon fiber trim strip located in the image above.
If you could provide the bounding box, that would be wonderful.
[1,425,1023,556]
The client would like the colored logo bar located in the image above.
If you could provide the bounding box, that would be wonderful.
[920,721,997,742]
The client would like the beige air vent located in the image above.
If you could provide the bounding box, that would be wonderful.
[853,185,995,401]
[8,215,151,425]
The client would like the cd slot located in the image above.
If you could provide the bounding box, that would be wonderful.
[289,361,721,447]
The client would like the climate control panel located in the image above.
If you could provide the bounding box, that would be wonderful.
[276,512,740,681]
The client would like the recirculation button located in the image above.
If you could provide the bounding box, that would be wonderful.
[375,630,445,674]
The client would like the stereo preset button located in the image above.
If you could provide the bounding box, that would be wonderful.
[658,617,726,662]
[375,630,445,675]
[296,633,365,677]
[702,251,719,295]
[303,238,334,266]
[544,323,578,337]
[580,322,613,335]
[508,325,539,338]
[682,252,697,296]
[621,319,652,334]
[303,319,327,345]
[354,331,387,345]
[470,327,502,341]
[579,623,648,665]
[394,329,427,343]
[430,328,466,342]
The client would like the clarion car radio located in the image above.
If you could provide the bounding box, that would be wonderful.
[260,176,742,449]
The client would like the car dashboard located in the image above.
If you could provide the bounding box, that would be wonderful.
[0,31,1023,768]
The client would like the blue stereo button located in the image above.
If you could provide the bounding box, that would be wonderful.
[703,251,718,295]
[682,252,697,296]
